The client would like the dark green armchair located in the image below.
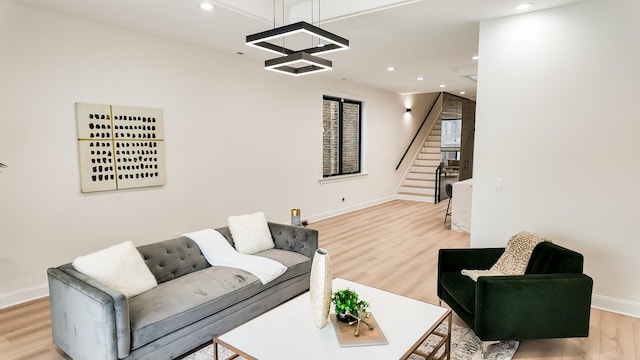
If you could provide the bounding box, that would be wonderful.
[437,242,593,341]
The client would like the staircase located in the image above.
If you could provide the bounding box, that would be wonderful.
[397,119,441,203]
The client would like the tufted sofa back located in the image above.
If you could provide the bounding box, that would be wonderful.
[137,237,208,284]
[137,226,237,284]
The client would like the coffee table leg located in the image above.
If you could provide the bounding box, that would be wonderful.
[446,313,452,360]
[403,310,453,359]
[213,338,245,360]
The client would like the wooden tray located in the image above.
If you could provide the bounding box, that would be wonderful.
[330,313,389,347]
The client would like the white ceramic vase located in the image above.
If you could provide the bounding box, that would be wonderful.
[310,248,332,328]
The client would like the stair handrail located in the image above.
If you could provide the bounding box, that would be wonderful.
[434,162,443,203]
[395,92,443,170]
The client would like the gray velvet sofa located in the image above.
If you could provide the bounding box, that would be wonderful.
[47,222,318,360]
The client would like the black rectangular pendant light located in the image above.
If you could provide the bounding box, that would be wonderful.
[264,51,332,76]
[246,21,349,56]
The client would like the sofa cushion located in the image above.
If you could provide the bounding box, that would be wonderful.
[72,241,158,297]
[128,249,311,349]
[255,248,311,279]
[228,212,275,255]
[440,271,476,314]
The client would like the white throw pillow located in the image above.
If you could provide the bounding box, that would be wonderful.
[72,241,158,297]
[227,212,275,255]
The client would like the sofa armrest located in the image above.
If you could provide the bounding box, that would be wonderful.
[474,273,593,340]
[268,222,318,259]
[437,248,504,298]
[47,267,130,360]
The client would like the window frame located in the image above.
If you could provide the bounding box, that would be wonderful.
[322,95,363,178]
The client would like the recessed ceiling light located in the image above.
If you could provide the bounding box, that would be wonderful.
[459,91,466,95]
[200,1,214,11]
[472,55,479,60]
[417,76,424,81]
[515,3,534,11]
[439,84,446,88]
[387,66,395,72]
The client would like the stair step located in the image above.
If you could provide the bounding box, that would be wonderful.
[418,153,440,160]
[410,165,437,174]
[402,179,436,187]
[406,172,436,180]
[396,122,443,204]
[421,147,441,154]
[415,159,440,167]
[399,185,435,196]
[396,193,436,203]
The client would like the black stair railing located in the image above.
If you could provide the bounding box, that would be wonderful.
[395,92,443,170]
[434,162,443,203]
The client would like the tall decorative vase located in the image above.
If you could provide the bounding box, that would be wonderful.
[310,248,332,328]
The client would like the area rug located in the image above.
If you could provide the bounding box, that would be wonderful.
[409,323,519,360]
[182,323,518,360]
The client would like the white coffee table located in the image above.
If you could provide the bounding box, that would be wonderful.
[214,278,451,359]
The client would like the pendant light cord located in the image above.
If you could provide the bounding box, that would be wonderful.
[311,0,321,47]
[318,0,321,46]
[272,0,286,54]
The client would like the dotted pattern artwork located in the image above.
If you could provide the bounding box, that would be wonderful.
[76,103,165,193]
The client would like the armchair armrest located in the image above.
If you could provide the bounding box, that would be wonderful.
[48,266,130,360]
[268,222,318,259]
[475,273,593,341]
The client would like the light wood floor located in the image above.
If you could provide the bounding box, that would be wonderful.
[1,200,638,359]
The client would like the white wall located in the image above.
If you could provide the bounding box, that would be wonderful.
[0,1,410,307]
[473,0,640,317]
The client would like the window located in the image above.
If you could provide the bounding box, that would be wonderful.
[440,119,461,166]
[440,119,461,149]
[322,96,362,177]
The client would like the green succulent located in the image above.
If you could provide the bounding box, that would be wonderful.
[331,288,369,316]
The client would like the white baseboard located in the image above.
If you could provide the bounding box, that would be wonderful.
[306,196,396,223]
[0,283,49,309]
[592,294,640,318]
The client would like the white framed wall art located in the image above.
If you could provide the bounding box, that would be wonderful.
[76,102,166,193]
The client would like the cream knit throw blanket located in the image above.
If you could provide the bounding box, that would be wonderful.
[462,231,549,282]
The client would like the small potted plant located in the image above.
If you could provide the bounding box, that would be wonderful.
[331,288,369,323]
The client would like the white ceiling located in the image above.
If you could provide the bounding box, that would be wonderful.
[8,0,586,99]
